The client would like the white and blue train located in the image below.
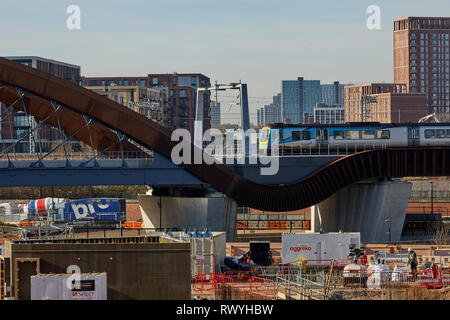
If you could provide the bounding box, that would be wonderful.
[259,123,450,151]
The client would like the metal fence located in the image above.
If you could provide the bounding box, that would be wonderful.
[192,270,277,300]
[252,262,450,300]
[0,151,152,161]
[17,226,178,241]
[236,219,311,231]
[275,143,388,157]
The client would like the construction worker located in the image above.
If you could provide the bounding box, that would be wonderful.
[408,248,418,280]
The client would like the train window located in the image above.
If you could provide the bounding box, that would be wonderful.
[302,131,311,140]
[425,129,435,139]
[380,130,390,139]
[292,131,301,141]
[376,130,390,139]
[447,129,450,138]
[362,130,376,140]
[345,130,360,140]
[436,129,445,138]
[334,131,344,140]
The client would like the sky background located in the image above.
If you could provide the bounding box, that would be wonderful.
[1,0,449,124]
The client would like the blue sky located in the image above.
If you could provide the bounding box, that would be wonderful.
[1,0,449,124]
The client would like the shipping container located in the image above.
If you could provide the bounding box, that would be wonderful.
[31,273,107,300]
[49,198,126,223]
[282,232,361,266]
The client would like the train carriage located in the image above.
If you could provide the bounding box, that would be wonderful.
[260,123,450,153]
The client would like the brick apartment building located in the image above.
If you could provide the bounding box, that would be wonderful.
[1,56,81,153]
[344,83,428,123]
[84,73,211,134]
[394,17,450,121]
[83,85,169,128]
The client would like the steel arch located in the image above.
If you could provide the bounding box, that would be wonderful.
[1,57,450,211]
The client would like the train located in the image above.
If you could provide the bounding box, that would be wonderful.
[259,123,450,152]
[24,198,126,223]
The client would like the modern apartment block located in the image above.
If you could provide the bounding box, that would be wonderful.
[147,73,211,134]
[393,17,450,121]
[281,78,303,124]
[314,103,345,124]
[84,85,169,127]
[1,56,82,153]
[5,56,81,84]
[344,83,428,123]
[281,77,347,124]
[256,94,281,126]
[84,77,148,88]
[321,81,349,107]
[85,73,211,134]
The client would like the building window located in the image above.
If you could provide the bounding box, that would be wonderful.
[124,80,129,86]
[152,78,158,85]
[180,90,186,98]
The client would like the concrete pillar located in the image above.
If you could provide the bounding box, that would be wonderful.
[138,194,237,241]
[311,179,412,243]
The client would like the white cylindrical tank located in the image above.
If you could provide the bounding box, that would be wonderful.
[28,198,66,217]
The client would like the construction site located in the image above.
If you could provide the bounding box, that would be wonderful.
[0,214,449,300]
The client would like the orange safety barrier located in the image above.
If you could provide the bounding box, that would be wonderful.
[18,221,35,227]
[302,220,311,230]
[267,221,287,230]
[236,221,249,229]
[123,221,142,229]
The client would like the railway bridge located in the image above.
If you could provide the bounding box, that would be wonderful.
[0,57,449,241]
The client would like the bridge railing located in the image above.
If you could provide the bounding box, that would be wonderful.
[0,151,153,162]
[276,143,388,157]
[204,143,388,159]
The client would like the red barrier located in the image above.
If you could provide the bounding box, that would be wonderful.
[249,276,277,299]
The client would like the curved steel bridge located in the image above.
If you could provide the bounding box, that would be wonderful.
[0,57,449,212]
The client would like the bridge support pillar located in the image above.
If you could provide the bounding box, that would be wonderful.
[138,193,237,241]
[311,179,412,243]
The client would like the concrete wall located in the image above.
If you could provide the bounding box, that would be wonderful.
[4,241,191,300]
[311,179,412,243]
[138,194,237,241]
